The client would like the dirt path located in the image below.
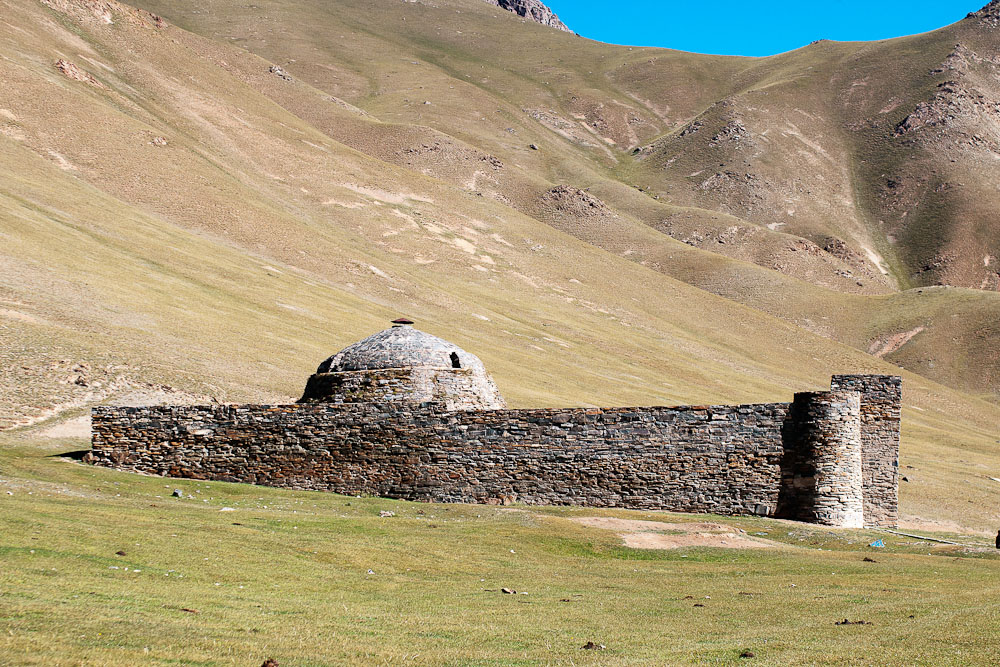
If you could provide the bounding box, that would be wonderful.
[569,516,781,550]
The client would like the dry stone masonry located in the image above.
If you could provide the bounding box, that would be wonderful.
[830,374,901,528]
[88,322,901,527]
[298,323,506,411]
[778,392,864,528]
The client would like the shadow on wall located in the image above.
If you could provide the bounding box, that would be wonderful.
[777,391,864,528]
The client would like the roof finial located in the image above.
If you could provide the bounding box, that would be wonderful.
[391,317,414,327]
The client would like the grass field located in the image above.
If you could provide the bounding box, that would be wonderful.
[3,427,1000,665]
[3,0,1000,662]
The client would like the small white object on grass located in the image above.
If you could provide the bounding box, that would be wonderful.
[220,507,235,512]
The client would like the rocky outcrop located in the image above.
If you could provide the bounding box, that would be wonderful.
[893,80,1000,139]
[484,0,572,32]
[968,1,1000,28]
[55,60,107,89]
[541,185,616,218]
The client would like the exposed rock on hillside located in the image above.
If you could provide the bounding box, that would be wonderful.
[55,60,107,89]
[565,95,660,149]
[268,65,293,81]
[894,80,1000,139]
[397,139,505,191]
[931,44,979,75]
[40,0,164,28]
[523,107,602,147]
[541,185,617,219]
[679,120,703,137]
[969,0,1000,28]
[484,0,571,32]
[697,171,766,215]
[709,119,752,147]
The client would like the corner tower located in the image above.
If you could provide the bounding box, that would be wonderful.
[778,390,865,527]
[830,374,901,528]
[298,319,506,411]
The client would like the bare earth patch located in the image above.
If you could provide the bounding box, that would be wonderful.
[868,326,925,358]
[899,516,990,537]
[37,415,91,439]
[569,517,780,550]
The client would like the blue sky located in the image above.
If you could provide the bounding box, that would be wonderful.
[544,1,987,56]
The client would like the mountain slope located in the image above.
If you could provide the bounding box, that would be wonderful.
[485,0,571,32]
[1,0,999,529]
[109,0,1000,400]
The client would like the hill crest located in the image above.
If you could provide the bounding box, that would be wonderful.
[969,0,1000,26]
[485,0,571,31]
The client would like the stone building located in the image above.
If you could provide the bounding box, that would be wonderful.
[298,319,506,410]
[88,321,901,528]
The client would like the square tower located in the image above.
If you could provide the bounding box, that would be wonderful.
[830,375,902,528]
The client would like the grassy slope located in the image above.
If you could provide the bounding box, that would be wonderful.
[124,0,1000,400]
[3,433,1000,665]
[0,0,997,521]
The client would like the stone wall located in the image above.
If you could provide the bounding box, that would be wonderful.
[88,375,901,526]
[90,402,790,516]
[830,375,901,527]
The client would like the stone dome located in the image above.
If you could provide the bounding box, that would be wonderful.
[300,322,506,410]
[317,324,488,375]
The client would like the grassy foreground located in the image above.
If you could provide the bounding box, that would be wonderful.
[2,430,1000,666]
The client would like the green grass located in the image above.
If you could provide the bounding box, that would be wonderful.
[3,3,1000,659]
[3,432,1000,665]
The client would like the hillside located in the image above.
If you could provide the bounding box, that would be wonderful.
[0,0,998,533]
[100,0,1000,401]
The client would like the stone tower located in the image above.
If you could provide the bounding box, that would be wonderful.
[298,320,506,410]
[777,375,901,528]
[779,391,865,527]
[830,374,901,528]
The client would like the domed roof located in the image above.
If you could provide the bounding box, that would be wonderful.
[317,323,488,374]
